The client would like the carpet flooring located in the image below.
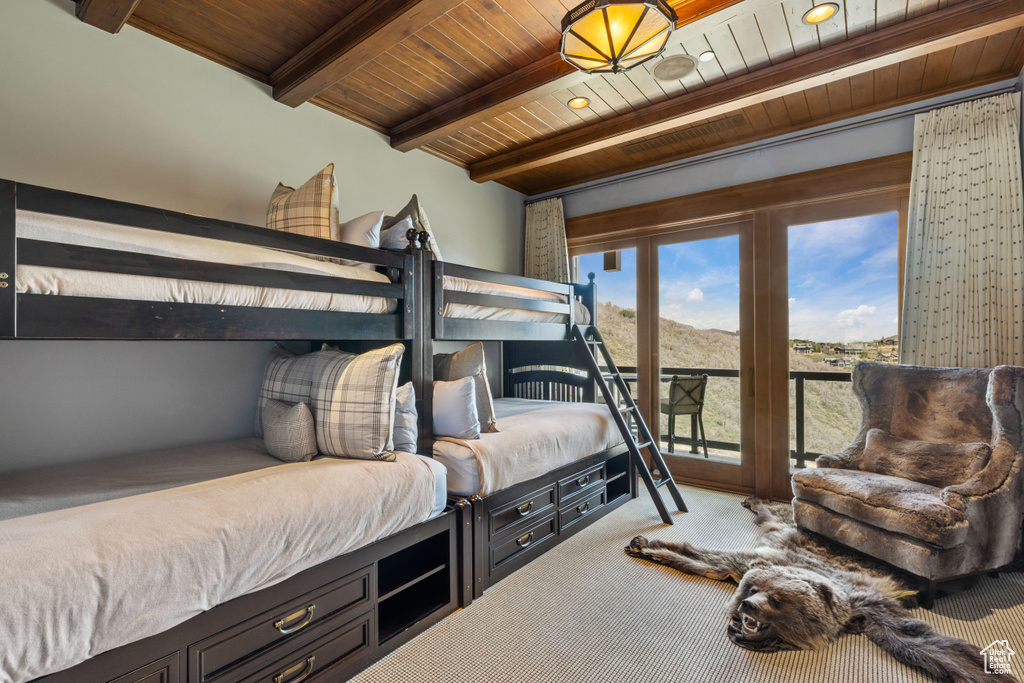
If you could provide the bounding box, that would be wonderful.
[351,486,1024,683]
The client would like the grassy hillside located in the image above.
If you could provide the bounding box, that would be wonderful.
[596,301,861,458]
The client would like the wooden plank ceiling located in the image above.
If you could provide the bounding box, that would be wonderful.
[77,0,1024,196]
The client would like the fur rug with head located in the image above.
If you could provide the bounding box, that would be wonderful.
[626,497,1018,683]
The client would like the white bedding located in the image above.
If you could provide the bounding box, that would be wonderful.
[15,210,395,313]
[442,275,591,324]
[0,442,445,683]
[434,398,622,496]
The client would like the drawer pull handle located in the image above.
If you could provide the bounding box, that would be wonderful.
[274,656,315,683]
[274,604,316,635]
[517,502,533,516]
[577,475,590,487]
[516,532,534,548]
[577,502,590,514]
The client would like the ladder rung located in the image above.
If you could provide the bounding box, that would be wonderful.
[601,373,617,380]
[655,477,673,488]
[618,405,637,413]
[634,440,653,449]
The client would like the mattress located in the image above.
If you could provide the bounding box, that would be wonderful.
[442,275,591,325]
[0,440,446,683]
[434,398,622,496]
[15,210,396,313]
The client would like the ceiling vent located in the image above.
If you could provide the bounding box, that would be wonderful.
[651,55,697,81]
[621,114,749,156]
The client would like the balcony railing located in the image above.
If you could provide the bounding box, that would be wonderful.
[614,366,852,468]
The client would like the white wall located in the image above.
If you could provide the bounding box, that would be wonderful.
[0,0,523,473]
[556,79,1019,219]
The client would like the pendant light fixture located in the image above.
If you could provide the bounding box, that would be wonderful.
[560,0,678,74]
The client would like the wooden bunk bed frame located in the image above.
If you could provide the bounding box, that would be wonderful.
[425,250,636,597]
[0,180,464,683]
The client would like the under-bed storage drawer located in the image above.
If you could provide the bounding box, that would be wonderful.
[489,485,556,539]
[240,612,372,683]
[557,464,605,502]
[558,487,606,531]
[108,652,180,683]
[190,566,372,682]
[490,513,557,569]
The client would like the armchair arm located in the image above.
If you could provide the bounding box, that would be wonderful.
[940,441,1019,512]
[814,430,867,469]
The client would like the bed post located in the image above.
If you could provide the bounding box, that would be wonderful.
[0,179,16,338]
[407,231,434,455]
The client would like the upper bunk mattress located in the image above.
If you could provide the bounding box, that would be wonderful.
[0,439,444,683]
[15,210,396,313]
[433,398,622,496]
[442,275,590,324]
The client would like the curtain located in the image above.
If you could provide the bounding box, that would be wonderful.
[524,197,570,282]
[901,92,1024,368]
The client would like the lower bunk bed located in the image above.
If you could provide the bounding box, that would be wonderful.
[0,438,463,683]
[434,396,635,596]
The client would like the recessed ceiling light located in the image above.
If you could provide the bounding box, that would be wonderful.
[802,2,840,24]
[568,97,590,110]
[697,50,716,63]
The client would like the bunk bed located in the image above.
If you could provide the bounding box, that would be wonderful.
[425,251,636,596]
[0,180,466,683]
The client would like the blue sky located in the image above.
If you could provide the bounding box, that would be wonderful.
[576,212,899,343]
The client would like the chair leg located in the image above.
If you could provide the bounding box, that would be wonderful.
[667,414,675,454]
[698,413,709,459]
[919,579,939,609]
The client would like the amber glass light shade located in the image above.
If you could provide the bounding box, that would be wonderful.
[560,0,678,74]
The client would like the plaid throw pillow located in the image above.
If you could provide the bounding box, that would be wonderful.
[254,344,354,437]
[266,164,340,242]
[313,343,406,462]
[262,400,318,462]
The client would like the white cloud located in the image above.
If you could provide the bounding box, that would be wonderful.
[892,316,899,325]
[685,288,704,303]
[835,305,877,328]
[789,298,796,306]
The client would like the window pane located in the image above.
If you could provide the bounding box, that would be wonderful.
[788,213,899,469]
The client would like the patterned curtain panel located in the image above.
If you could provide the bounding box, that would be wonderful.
[901,92,1024,368]
[524,197,570,282]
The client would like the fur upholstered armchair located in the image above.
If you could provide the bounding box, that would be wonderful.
[791,362,1024,606]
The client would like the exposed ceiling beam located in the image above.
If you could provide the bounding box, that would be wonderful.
[388,0,775,152]
[75,0,142,34]
[271,0,465,108]
[469,0,1024,183]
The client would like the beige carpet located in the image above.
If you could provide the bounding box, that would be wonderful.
[352,486,1024,683]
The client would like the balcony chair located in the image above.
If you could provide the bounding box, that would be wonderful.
[661,374,709,457]
[791,362,1024,607]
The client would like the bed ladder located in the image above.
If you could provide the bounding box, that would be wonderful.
[572,325,688,524]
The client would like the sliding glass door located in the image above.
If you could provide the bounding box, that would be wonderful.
[654,224,755,492]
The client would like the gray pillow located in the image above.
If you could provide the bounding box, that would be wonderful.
[434,342,498,433]
[262,399,318,462]
[861,428,991,488]
[394,382,418,454]
[433,376,480,439]
[381,194,442,260]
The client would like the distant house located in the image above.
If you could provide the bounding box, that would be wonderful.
[880,336,899,346]
[793,343,814,354]
[838,346,864,356]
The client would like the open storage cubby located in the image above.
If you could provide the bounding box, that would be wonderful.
[377,531,451,644]
[605,451,631,503]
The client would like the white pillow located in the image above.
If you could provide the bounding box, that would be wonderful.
[382,195,442,260]
[393,382,418,454]
[433,376,480,439]
[312,344,405,461]
[262,399,318,462]
[338,210,384,269]
[380,214,415,251]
